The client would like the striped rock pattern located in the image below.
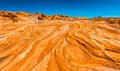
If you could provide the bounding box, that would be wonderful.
[0,21,120,71]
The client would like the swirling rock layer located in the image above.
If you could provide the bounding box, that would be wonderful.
[0,20,120,71]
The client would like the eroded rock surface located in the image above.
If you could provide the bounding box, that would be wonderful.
[0,11,120,71]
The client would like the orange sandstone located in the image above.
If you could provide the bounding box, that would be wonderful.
[0,11,120,71]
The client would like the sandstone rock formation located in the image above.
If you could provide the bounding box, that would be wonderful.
[90,16,120,24]
[0,11,88,24]
[0,11,120,71]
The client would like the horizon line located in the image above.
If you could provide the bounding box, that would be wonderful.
[0,10,120,18]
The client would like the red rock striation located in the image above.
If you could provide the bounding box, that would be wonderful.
[0,11,120,71]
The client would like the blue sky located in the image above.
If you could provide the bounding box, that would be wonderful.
[0,0,120,17]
